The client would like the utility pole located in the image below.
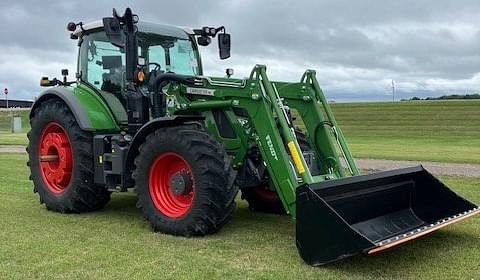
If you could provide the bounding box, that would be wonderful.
[391,80,395,102]
[3,88,8,108]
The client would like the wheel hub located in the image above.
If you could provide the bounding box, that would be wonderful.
[38,123,73,194]
[169,171,193,195]
[149,152,195,218]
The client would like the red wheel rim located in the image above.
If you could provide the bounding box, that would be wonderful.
[149,152,195,218]
[38,122,73,194]
[250,186,279,203]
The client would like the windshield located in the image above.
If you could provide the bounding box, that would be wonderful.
[138,33,200,76]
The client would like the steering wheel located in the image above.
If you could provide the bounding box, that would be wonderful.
[148,62,162,72]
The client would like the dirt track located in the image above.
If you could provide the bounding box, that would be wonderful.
[0,145,25,153]
[1,145,479,177]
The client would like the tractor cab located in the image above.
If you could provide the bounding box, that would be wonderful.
[71,21,204,124]
[40,9,231,133]
[75,21,202,92]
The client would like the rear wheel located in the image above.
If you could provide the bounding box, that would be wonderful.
[133,125,238,236]
[27,99,110,213]
[242,130,315,214]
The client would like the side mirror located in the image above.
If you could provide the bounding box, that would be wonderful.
[218,33,231,60]
[103,17,124,48]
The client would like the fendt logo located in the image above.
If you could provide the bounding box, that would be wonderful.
[265,135,278,160]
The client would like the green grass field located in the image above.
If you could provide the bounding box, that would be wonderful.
[0,153,479,279]
[0,110,29,131]
[323,100,479,164]
[0,131,27,145]
[0,100,479,164]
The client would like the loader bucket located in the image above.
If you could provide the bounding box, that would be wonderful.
[296,166,479,266]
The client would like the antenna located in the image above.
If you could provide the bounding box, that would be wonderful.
[392,80,395,102]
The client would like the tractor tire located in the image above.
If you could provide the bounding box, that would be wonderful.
[241,184,286,214]
[133,125,238,236]
[27,99,111,213]
[242,129,313,215]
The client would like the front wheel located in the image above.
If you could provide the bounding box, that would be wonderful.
[133,125,238,236]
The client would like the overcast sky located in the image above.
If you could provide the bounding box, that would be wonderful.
[1,0,480,101]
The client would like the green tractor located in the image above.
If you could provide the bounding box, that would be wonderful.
[28,8,479,265]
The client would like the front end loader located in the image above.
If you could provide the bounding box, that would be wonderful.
[28,8,479,265]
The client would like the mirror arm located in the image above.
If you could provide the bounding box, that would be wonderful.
[193,26,226,37]
[215,26,225,34]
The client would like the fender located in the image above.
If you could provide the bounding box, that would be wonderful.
[124,115,205,186]
[31,85,120,131]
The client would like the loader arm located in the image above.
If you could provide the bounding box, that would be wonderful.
[168,64,355,216]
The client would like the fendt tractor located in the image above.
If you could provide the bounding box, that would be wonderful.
[28,8,479,265]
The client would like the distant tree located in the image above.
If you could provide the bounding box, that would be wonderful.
[404,94,480,101]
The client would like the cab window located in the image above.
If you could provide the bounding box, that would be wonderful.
[79,32,125,98]
[79,31,200,97]
[138,33,199,76]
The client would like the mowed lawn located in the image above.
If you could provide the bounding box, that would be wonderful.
[0,131,27,146]
[331,100,480,164]
[1,153,479,279]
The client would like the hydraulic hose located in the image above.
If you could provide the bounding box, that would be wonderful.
[151,73,200,118]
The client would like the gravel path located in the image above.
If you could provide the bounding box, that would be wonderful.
[1,145,479,177]
[0,145,25,153]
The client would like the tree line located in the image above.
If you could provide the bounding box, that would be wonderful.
[402,94,480,101]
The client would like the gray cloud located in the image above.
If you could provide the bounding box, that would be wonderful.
[0,0,479,101]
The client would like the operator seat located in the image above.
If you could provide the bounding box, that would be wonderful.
[99,67,128,124]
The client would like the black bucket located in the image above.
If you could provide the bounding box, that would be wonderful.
[296,166,479,266]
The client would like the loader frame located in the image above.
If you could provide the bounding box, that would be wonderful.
[163,65,360,217]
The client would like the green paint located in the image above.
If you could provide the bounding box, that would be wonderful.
[73,83,120,131]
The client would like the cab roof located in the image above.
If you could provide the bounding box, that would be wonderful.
[73,20,194,39]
